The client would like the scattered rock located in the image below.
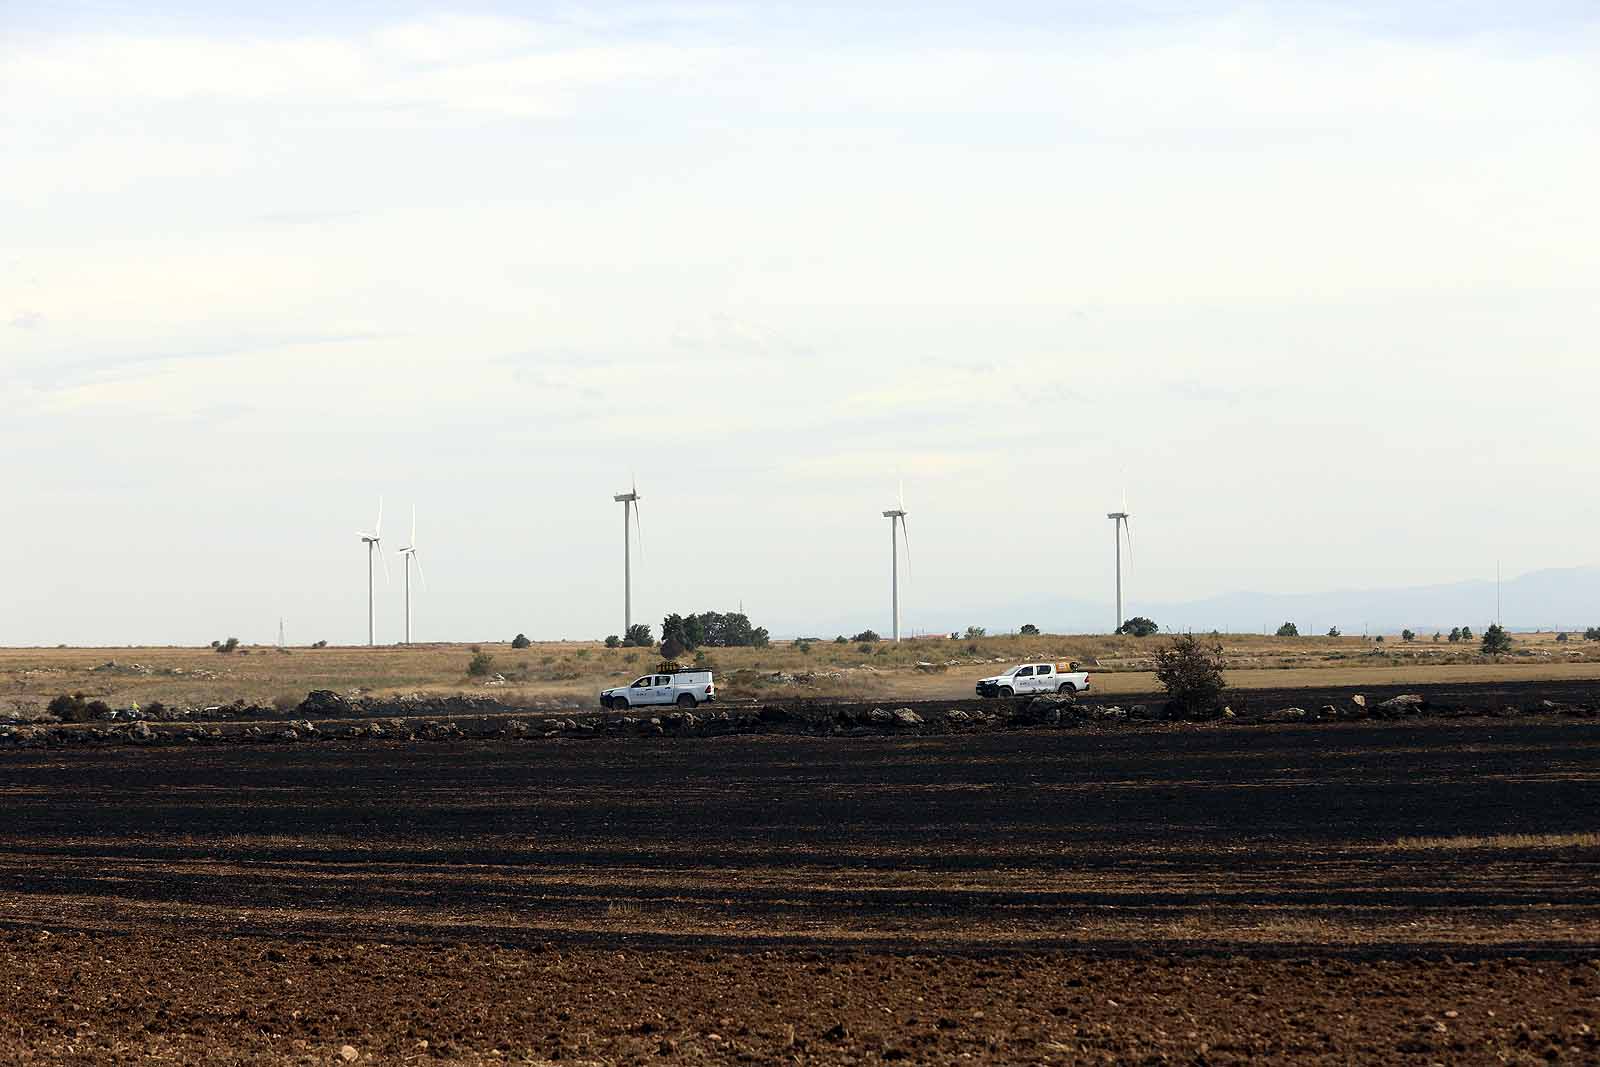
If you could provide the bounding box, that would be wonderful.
[298,690,351,717]
[1375,693,1426,717]
[891,708,923,727]
[338,1045,359,1062]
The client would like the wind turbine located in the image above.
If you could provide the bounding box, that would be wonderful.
[397,506,426,646]
[1107,489,1133,634]
[882,482,910,642]
[613,477,643,636]
[357,497,388,646]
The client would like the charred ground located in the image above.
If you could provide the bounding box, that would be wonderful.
[1,711,1597,1063]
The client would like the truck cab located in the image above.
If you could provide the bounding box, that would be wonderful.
[975,662,1090,699]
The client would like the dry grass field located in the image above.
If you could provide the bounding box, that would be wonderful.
[5,630,1600,715]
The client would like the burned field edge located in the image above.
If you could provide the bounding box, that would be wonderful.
[4,676,1598,750]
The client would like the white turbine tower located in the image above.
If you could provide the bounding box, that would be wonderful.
[613,477,643,636]
[397,506,426,646]
[882,483,910,642]
[357,497,389,646]
[1107,489,1133,634]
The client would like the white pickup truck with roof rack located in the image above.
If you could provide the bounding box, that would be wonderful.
[600,668,715,709]
[975,661,1090,699]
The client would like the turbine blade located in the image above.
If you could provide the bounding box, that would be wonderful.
[632,499,644,561]
[899,515,911,580]
[375,496,383,538]
[414,551,427,590]
[378,543,391,585]
[1123,517,1134,572]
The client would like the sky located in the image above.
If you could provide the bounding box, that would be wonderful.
[3,1,1598,645]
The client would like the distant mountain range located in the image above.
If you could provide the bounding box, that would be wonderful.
[792,567,1600,638]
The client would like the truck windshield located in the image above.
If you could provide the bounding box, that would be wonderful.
[1002,667,1019,677]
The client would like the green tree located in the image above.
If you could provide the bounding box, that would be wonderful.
[1448,627,1462,643]
[604,634,621,648]
[660,636,687,660]
[1584,627,1600,641]
[660,613,693,651]
[623,623,653,647]
[1327,627,1341,637]
[1481,623,1512,655]
[1154,635,1228,719]
[1461,626,1474,641]
[1432,632,1442,643]
[466,650,495,677]
[851,630,881,643]
[1401,629,1415,643]
[965,625,987,640]
[511,633,531,649]
[1275,622,1299,638]
[1019,623,1040,636]
[1118,617,1159,637]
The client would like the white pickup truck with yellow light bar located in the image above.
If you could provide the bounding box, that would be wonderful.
[975,662,1090,699]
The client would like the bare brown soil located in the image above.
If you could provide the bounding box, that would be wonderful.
[2,720,1598,1063]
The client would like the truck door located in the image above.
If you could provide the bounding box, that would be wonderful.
[1034,664,1053,692]
[1013,665,1034,692]
[651,675,673,704]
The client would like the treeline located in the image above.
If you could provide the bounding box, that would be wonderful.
[660,611,770,656]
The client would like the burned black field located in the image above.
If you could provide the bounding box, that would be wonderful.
[2,711,1598,1063]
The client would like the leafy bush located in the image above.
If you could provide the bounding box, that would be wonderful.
[964,626,987,640]
[1432,632,1442,642]
[622,624,653,648]
[834,635,848,644]
[466,651,496,677]
[1118,617,1159,638]
[211,637,240,654]
[1275,622,1299,638]
[858,644,875,654]
[1556,632,1569,643]
[311,639,328,649]
[1401,629,1415,643]
[1481,623,1512,655]
[851,630,881,644]
[604,634,621,648]
[1153,635,1227,720]
[1019,623,1040,636]
[1374,635,1385,644]
[1585,627,1600,641]
[511,633,532,649]
[794,638,813,654]
[1327,627,1341,637]
[661,636,687,660]
[1461,626,1474,641]
[1448,627,1462,643]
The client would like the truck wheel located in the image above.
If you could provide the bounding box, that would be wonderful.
[600,696,612,709]
[1058,683,1075,694]
[999,686,1013,698]
[612,696,629,710]
[676,693,697,708]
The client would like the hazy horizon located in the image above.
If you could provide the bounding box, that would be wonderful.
[5,2,1597,646]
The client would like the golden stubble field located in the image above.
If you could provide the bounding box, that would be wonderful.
[4,630,1599,714]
